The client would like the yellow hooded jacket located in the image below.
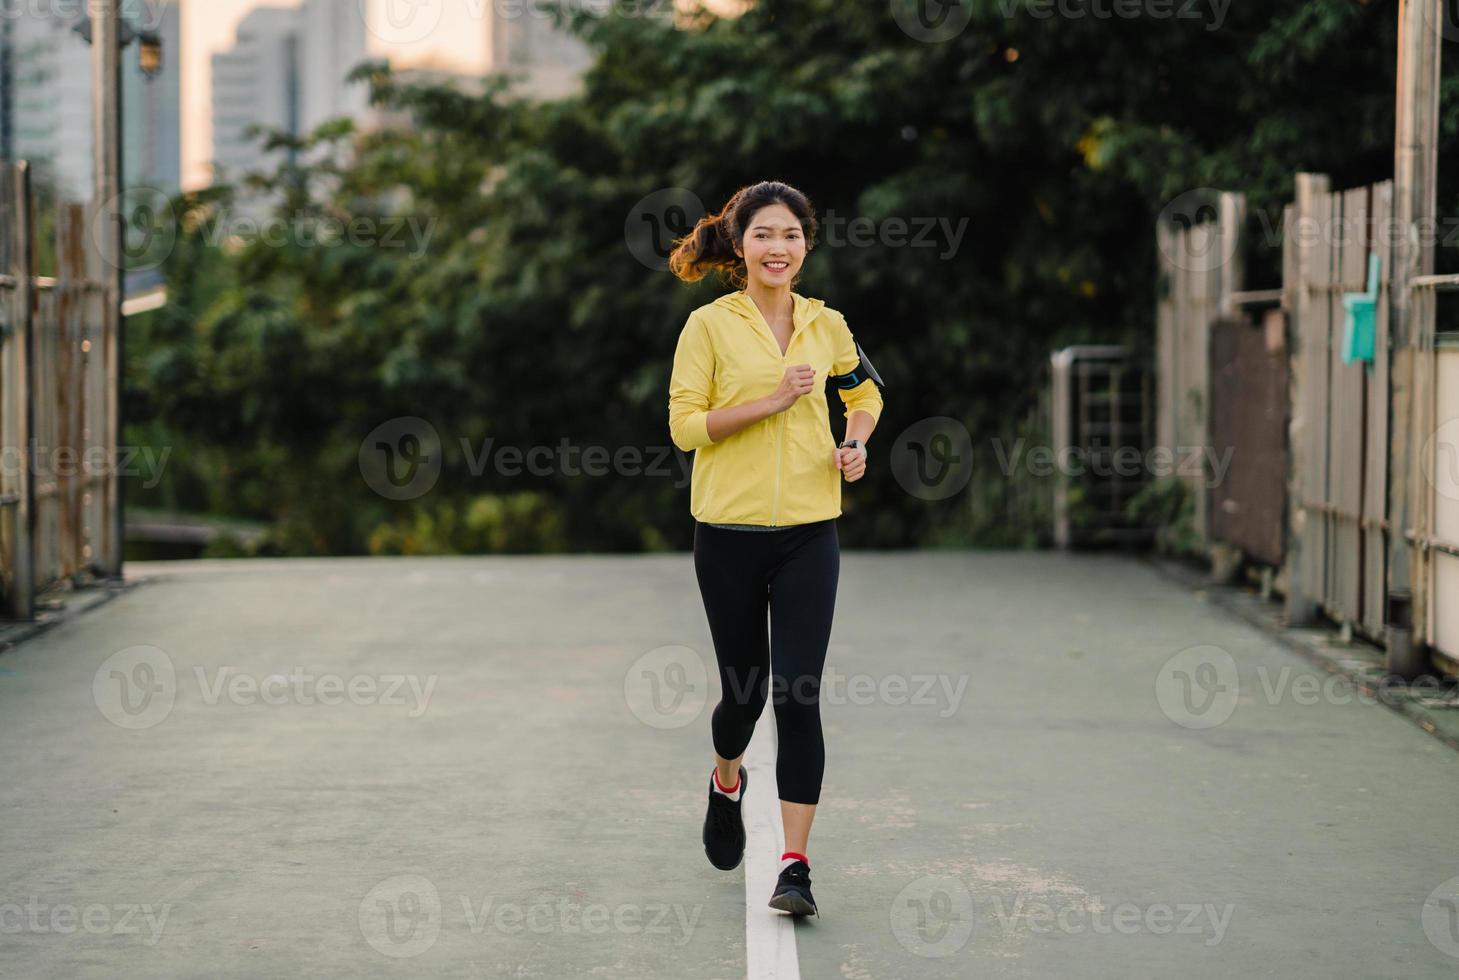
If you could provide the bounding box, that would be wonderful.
[668,290,884,526]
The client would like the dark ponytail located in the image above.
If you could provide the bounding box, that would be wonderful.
[668,180,818,290]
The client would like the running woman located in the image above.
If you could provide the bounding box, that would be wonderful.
[665,180,885,917]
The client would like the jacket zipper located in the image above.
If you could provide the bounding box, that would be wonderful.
[771,409,785,527]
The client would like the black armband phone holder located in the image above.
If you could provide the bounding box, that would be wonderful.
[827,339,886,389]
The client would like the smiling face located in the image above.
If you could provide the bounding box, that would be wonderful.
[735,202,807,289]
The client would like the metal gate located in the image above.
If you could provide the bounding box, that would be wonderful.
[1050,345,1155,549]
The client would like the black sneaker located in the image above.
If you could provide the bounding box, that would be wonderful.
[768,860,819,917]
[702,766,748,870]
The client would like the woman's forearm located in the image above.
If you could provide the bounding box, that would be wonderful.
[705,397,779,444]
[845,409,876,445]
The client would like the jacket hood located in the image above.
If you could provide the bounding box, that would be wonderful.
[711,290,825,330]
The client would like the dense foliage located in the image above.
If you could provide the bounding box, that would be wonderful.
[125,0,1426,554]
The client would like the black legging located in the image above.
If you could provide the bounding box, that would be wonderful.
[692,518,839,806]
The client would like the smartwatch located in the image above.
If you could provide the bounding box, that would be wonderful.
[839,438,867,462]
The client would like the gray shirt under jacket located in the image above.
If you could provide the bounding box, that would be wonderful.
[705,523,790,531]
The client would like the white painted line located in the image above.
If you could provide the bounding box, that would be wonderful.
[743,710,799,980]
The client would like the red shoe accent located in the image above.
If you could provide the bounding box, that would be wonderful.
[781,851,809,866]
[713,768,741,794]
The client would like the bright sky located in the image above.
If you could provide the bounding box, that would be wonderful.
[181,0,489,189]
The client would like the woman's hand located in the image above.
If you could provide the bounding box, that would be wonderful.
[834,443,867,482]
[768,364,817,413]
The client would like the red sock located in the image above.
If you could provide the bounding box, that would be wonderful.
[780,851,809,869]
[712,768,741,797]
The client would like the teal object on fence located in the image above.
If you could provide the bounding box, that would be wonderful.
[1341,253,1379,368]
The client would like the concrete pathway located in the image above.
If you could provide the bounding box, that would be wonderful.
[0,550,1456,978]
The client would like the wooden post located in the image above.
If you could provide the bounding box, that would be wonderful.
[1386,0,1440,676]
[1283,173,1329,627]
[1216,192,1246,320]
[92,0,123,579]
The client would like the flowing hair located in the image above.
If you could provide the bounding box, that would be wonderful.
[668,180,819,289]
